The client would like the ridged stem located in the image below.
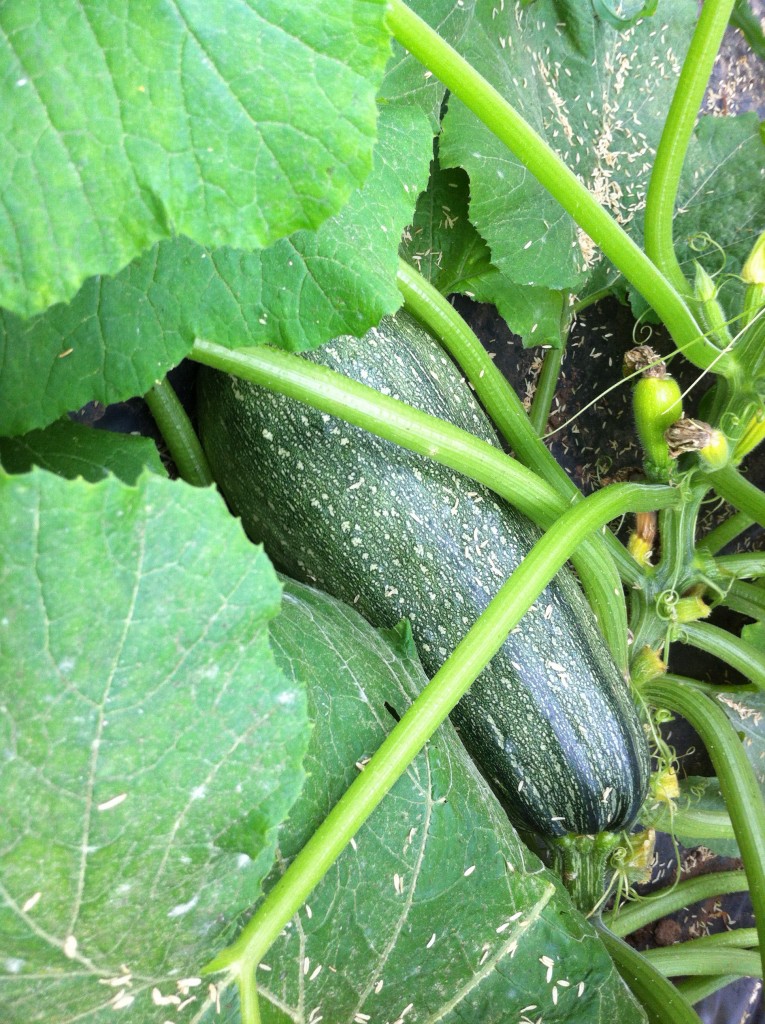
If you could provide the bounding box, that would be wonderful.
[205,481,672,983]
[721,579,765,621]
[673,620,765,690]
[645,802,735,844]
[661,672,758,698]
[191,341,671,624]
[144,377,213,487]
[698,511,755,556]
[396,258,632,666]
[395,259,577,498]
[713,552,765,578]
[644,0,737,294]
[706,465,765,528]
[643,679,765,983]
[675,974,740,1006]
[605,870,748,938]
[595,925,703,1024]
[643,942,761,980]
[384,0,714,369]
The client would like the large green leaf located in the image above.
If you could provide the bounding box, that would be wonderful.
[436,1,765,323]
[438,0,698,296]
[0,469,309,1023]
[0,102,434,437]
[0,0,391,318]
[0,417,166,483]
[227,103,434,352]
[380,0,472,124]
[201,580,646,1024]
[400,156,569,347]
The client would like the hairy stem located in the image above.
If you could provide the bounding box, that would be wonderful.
[675,975,740,1007]
[645,802,735,844]
[595,925,703,1024]
[698,510,755,555]
[396,259,576,496]
[674,620,765,690]
[706,465,765,528]
[643,943,761,980]
[643,679,765,983]
[530,347,563,438]
[644,0,737,293]
[605,870,748,937]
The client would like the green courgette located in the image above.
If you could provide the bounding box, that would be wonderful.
[197,312,650,838]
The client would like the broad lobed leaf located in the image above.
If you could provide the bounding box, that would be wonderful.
[198,580,646,1024]
[0,0,392,318]
[0,469,309,1023]
[0,417,166,483]
[0,101,434,437]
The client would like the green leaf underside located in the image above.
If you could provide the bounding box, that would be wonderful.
[716,687,765,791]
[0,0,392,318]
[0,469,309,1023]
[673,113,765,304]
[438,0,698,296]
[0,418,166,483]
[379,0,472,124]
[400,157,568,347]
[0,103,434,437]
[205,579,645,1024]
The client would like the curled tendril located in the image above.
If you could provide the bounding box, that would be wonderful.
[687,232,728,274]
[631,312,656,347]
[656,590,680,620]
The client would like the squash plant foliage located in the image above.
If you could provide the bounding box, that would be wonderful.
[1,2,765,1023]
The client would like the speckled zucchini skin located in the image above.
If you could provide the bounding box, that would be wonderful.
[197,312,650,838]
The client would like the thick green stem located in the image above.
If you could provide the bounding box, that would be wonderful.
[548,832,623,915]
[205,481,672,979]
[699,511,755,556]
[706,464,765,528]
[644,0,737,294]
[721,579,765,621]
[662,672,758,697]
[628,483,707,656]
[529,347,563,438]
[643,943,761,980]
[645,801,735,844]
[713,552,765,579]
[144,377,213,487]
[605,870,748,938]
[675,975,740,1006]
[643,679,765,983]
[674,620,765,690]
[238,974,260,1024]
[395,258,633,664]
[595,925,703,1024]
[396,259,577,497]
[385,0,715,369]
[191,340,664,667]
